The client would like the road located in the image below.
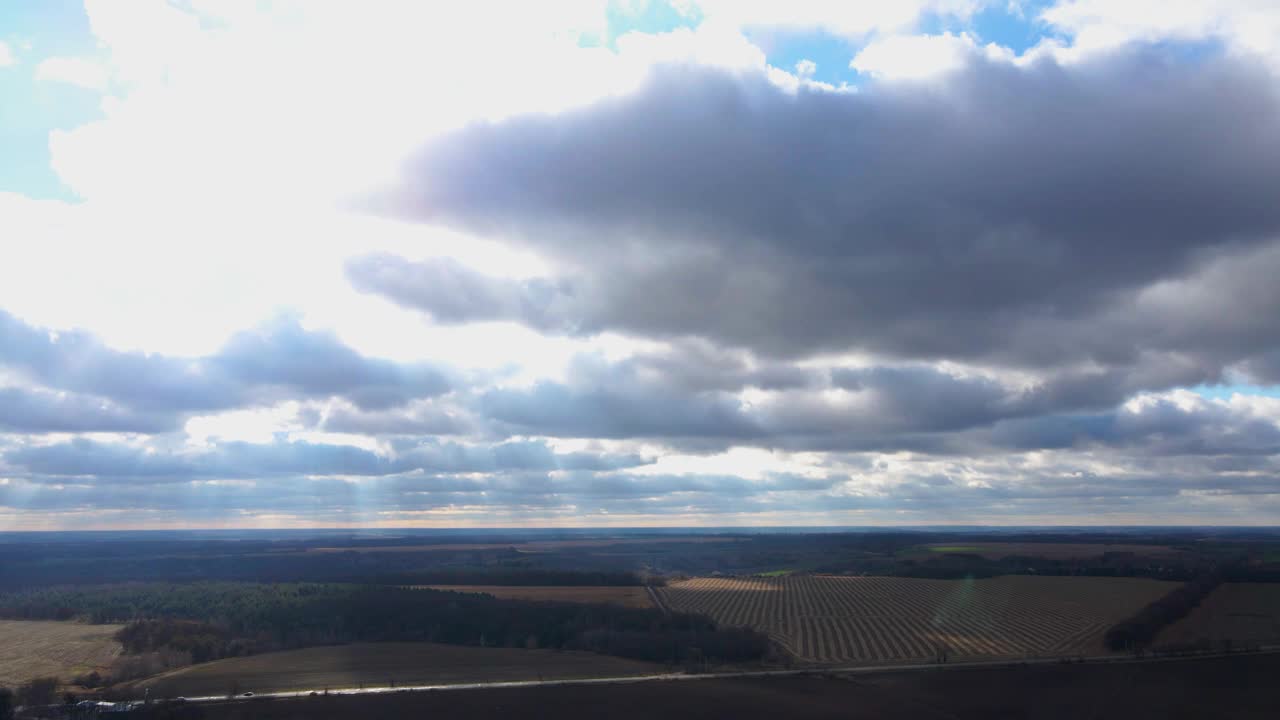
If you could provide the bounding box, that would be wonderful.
[168,644,1280,707]
[645,585,668,614]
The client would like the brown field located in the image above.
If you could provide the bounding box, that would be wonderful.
[916,542,1179,560]
[133,642,662,697]
[0,620,123,688]
[303,536,745,554]
[197,652,1280,720]
[413,585,653,608]
[1157,583,1280,648]
[657,575,1174,664]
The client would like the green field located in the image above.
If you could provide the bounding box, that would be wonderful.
[134,642,663,697]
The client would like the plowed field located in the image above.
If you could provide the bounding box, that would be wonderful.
[1156,583,1280,648]
[657,575,1173,663]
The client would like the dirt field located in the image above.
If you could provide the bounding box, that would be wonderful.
[0,619,123,688]
[134,642,663,697]
[916,542,1179,560]
[657,575,1174,663]
[1157,583,1280,648]
[413,585,653,608]
[303,537,745,553]
[197,652,1280,720]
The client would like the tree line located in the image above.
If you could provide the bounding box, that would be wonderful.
[1104,572,1223,651]
[365,568,655,586]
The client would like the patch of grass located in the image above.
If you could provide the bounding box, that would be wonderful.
[756,570,793,577]
[927,546,982,554]
[0,620,122,688]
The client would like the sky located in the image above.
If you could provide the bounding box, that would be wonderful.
[2,1,1280,530]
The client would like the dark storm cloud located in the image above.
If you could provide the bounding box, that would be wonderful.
[0,310,453,431]
[2,437,652,482]
[368,47,1280,379]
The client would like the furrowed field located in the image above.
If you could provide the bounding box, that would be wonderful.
[657,575,1174,663]
[0,620,123,688]
[1156,583,1280,649]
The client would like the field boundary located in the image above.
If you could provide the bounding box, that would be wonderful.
[646,586,668,615]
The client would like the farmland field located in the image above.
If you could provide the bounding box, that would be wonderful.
[657,575,1174,663]
[134,642,664,697]
[1156,583,1280,648]
[914,542,1178,560]
[413,585,653,608]
[193,653,1280,720]
[0,619,123,688]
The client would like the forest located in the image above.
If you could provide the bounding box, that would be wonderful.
[0,582,769,671]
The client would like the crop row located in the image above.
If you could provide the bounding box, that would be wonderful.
[656,575,1171,663]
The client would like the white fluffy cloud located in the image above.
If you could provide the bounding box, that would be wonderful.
[851,32,1013,79]
[687,0,986,36]
[0,40,14,67]
[35,56,109,90]
[12,5,810,363]
[1043,0,1280,61]
[52,1,618,208]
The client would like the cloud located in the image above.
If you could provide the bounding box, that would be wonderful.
[0,387,174,434]
[372,47,1280,390]
[35,57,110,90]
[0,310,454,428]
[315,400,474,437]
[7,3,1280,528]
[6,442,1279,526]
[687,0,986,37]
[982,395,1280,456]
[345,254,578,333]
[3,437,652,483]
[468,347,1276,459]
[211,316,452,410]
[481,377,760,442]
[851,32,1013,79]
[1042,0,1280,63]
